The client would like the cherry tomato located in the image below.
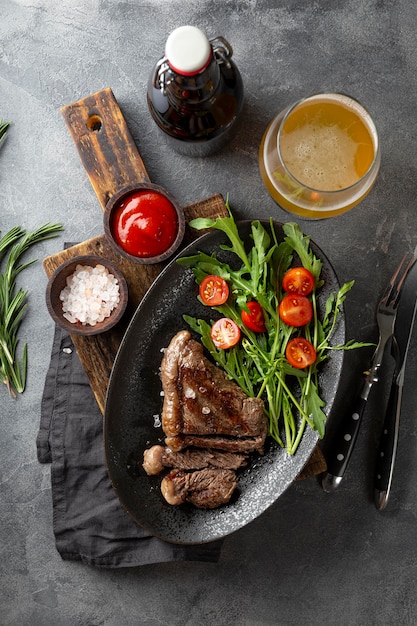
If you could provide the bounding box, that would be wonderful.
[111,190,178,258]
[199,275,229,306]
[241,301,266,332]
[211,318,241,349]
[278,294,313,327]
[286,337,316,369]
[282,267,315,296]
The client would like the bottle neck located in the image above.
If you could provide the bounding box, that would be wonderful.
[164,60,221,106]
[153,35,234,108]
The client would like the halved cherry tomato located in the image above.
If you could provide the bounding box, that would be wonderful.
[282,267,315,296]
[278,294,313,327]
[286,337,316,369]
[241,301,266,332]
[211,318,241,349]
[199,275,229,306]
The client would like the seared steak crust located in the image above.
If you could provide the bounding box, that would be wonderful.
[143,330,268,510]
[143,444,248,475]
[161,468,237,509]
[161,330,267,451]
[164,433,266,454]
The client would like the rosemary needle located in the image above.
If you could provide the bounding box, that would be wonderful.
[0,119,10,145]
[0,223,64,397]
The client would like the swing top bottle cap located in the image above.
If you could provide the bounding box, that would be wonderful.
[165,25,212,75]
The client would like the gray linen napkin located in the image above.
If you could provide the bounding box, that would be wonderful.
[36,325,223,567]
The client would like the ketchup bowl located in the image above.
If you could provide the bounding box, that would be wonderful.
[104,183,185,265]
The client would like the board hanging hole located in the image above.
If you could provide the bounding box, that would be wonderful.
[87,114,102,132]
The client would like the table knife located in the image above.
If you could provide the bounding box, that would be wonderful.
[374,259,417,510]
[321,249,417,493]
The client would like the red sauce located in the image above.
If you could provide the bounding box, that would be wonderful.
[111,190,178,258]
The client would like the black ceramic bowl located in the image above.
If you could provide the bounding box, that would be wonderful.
[45,255,128,336]
[103,182,185,265]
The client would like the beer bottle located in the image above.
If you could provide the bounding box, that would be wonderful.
[147,25,244,157]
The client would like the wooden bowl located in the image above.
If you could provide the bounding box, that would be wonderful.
[45,255,128,336]
[103,182,185,264]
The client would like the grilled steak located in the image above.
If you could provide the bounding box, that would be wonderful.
[142,330,268,509]
[164,433,266,454]
[160,330,267,453]
[161,468,237,509]
[143,444,248,475]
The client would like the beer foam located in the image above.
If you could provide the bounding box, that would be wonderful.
[280,124,360,191]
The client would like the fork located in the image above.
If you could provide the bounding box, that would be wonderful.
[321,252,415,493]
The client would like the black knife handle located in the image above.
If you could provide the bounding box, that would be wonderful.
[321,395,367,492]
[374,379,402,510]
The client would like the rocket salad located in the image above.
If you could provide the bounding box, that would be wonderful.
[177,208,368,455]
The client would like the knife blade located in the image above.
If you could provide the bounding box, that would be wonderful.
[374,257,417,510]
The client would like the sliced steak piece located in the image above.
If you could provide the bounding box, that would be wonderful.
[160,330,267,451]
[143,444,248,475]
[165,433,266,454]
[161,468,237,509]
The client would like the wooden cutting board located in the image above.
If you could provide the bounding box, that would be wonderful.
[42,87,326,479]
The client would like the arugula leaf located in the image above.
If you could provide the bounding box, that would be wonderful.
[180,211,368,455]
[177,252,232,282]
[189,207,251,271]
[319,280,356,348]
[305,380,327,437]
[282,222,323,282]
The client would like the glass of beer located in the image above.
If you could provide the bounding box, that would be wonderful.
[259,93,380,219]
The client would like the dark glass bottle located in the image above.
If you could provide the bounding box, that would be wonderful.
[147,25,244,157]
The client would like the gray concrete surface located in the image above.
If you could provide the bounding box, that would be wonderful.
[2,1,417,624]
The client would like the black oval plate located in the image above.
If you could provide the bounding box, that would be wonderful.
[104,221,345,544]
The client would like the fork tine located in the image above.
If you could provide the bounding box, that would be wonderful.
[395,255,415,294]
[380,253,415,308]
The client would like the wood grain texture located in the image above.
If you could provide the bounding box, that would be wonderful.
[44,87,325,477]
[43,194,229,413]
[61,87,150,209]
[296,445,326,480]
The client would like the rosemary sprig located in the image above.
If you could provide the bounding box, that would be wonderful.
[0,223,64,397]
[0,119,10,145]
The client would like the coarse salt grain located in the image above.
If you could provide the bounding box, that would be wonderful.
[59,264,120,326]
